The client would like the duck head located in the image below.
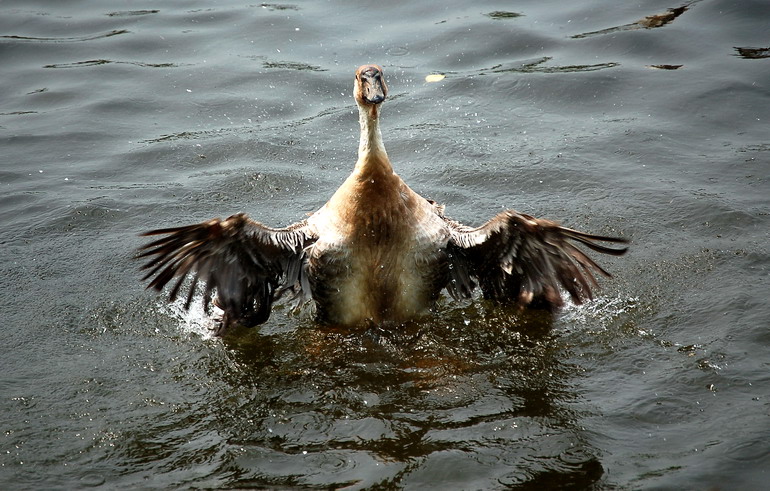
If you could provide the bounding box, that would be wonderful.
[354,64,388,114]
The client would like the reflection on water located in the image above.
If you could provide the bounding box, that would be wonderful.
[43,59,179,69]
[0,29,128,43]
[647,64,683,70]
[151,289,608,487]
[261,60,328,71]
[413,57,620,81]
[211,304,604,488]
[484,11,523,20]
[571,4,691,39]
[734,46,770,59]
[105,9,159,17]
[636,6,688,29]
[482,57,619,74]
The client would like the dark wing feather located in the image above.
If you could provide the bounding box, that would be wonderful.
[445,210,628,311]
[137,213,315,331]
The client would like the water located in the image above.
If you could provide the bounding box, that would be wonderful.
[1,0,769,488]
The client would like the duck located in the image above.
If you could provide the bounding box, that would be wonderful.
[138,64,628,334]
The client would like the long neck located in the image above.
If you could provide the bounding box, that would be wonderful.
[355,103,392,175]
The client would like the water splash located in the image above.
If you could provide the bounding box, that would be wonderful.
[159,291,223,340]
[559,295,641,333]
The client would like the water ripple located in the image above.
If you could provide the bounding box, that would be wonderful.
[262,60,327,71]
[734,46,770,59]
[3,0,769,489]
[43,59,180,69]
[481,57,619,74]
[425,57,620,81]
[726,438,770,463]
[258,3,301,12]
[571,5,691,39]
[0,29,129,43]
[484,11,523,20]
[105,10,159,17]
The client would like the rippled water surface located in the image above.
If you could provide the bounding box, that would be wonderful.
[2,0,769,489]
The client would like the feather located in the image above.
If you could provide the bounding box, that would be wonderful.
[137,214,315,332]
[446,210,628,311]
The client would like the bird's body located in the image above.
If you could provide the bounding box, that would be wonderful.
[138,64,628,334]
[307,162,448,325]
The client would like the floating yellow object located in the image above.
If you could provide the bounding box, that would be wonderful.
[425,73,445,83]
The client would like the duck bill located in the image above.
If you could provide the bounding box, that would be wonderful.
[362,80,386,105]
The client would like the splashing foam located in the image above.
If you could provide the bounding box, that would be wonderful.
[559,294,639,332]
[158,292,223,340]
[154,286,637,340]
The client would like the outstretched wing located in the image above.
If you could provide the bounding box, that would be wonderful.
[137,213,316,331]
[445,210,628,311]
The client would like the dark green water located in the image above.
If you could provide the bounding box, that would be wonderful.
[2,0,769,488]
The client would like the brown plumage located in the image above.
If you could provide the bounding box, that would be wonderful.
[138,64,628,334]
